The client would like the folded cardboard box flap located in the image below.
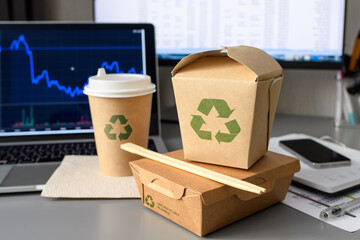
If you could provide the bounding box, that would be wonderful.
[171,46,282,82]
[267,77,283,145]
[225,46,282,81]
[130,153,223,199]
[171,48,225,76]
[199,150,300,203]
[138,167,186,199]
[130,150,300,205]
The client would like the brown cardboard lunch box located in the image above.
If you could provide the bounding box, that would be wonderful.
[129,150,300,236]
[171,46,283,169]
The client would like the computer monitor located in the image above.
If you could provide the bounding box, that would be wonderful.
[0,23,159,138]
[94,0,346,69]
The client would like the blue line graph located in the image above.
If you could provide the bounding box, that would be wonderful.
[2,46,142,51]
[4,34,141,98]
[101,61,138,74]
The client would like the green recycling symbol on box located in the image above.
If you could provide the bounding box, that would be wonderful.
[104,115,132,141]
[145,194,154,208]
[191,99,241,143]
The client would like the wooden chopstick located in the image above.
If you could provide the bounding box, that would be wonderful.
[121,143,266,195]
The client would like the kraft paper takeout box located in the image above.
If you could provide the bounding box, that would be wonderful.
[129,150,300,236]
[172,46,283,169]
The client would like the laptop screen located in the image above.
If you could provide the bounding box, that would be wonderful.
[0,23,159,138]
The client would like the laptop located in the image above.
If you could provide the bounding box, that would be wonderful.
[0,23,167,193]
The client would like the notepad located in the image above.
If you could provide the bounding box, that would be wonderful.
[283,184,360,232]
[269,133,360,193]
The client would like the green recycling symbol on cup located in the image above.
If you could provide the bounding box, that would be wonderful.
[104,115,132,141]
[191,99,241,143]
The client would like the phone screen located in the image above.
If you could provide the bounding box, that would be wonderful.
[279,139,350,167]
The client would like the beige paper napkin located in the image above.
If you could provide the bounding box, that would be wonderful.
[41,155,140,198]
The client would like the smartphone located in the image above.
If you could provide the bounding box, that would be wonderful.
[279,139,351,168]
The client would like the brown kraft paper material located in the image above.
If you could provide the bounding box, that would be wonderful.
[89,94,152,176]
[171,46,283,169]
[130,150,300,236]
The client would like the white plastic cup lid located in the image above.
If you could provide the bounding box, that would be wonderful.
[83,68,156,98]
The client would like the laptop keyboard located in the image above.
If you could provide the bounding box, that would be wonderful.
[0,139,157,165]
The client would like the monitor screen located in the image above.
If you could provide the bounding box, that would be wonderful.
[0,24,158,137]
[95,0,346,69]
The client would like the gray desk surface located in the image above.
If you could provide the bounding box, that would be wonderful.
[1,114,360,240]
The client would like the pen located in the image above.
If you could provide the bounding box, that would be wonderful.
[319,198,360,220]
[349,30,360,72]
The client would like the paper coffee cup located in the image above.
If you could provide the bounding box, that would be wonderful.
[84,68,156,176]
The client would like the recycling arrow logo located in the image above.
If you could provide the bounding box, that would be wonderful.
[104,115,132,141]
[191,99,241,143]
[145,195,154,208]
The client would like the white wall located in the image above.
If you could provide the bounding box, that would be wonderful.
[31,0,93,21]
[275,0,360,117]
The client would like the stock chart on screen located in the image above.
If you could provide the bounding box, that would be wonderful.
[0,28,145,136]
